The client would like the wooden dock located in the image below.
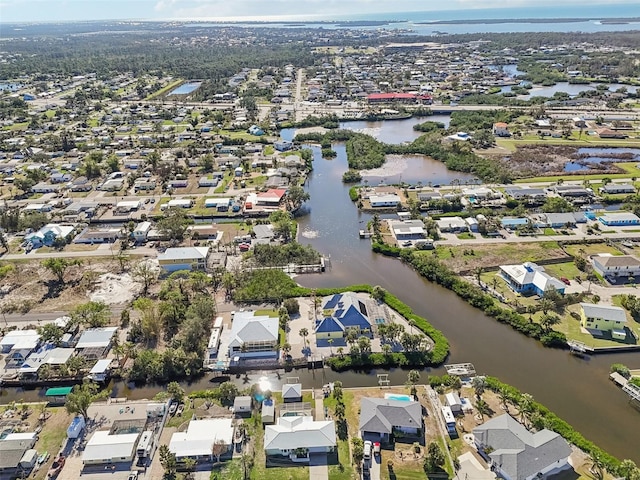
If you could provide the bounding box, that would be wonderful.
[444,363,476,376]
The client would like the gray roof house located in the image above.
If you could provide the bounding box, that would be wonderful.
[359,397,422,442]
[473,414,572,480]
[282,383,302,403]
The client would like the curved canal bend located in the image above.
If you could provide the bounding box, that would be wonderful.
[291,138,640,464]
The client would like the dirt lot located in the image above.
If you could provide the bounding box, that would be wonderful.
[0,257,152,314]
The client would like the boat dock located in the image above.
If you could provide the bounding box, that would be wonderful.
[609,372,640,403]
[568,341,593,356]
[359,230,372,238]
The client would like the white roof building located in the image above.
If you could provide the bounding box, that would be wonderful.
[82,431,140,465]
[580,303,627,324]
[169,418,233,460]
[264,416,336,455]
[20,347,75,374]
[75,327,117,349]
[499,262,566,294]
[228,311,279,358]
[0,330,40,353]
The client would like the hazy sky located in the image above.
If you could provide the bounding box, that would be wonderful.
[0,0,637,23]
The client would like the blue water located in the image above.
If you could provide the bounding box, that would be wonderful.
[576,148,640,157]
[204,5,640,34]
[385,394,412,401]
[168,81,202,96]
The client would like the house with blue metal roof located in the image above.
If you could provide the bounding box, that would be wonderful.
[314,292,372,344]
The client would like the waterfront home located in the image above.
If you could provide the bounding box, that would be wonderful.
[591,254,640,278]
[132,221,152,243]
[0,330,40,368]
[205,198,231,212]
[552,185,592,198]
[157,246,210,272]
[473,414,572,480]
[599,212,640,227]
[315,292,372,343]
[535,212,586,229]
[579,303,628,340]
[169,418,233,463]
[369,193,401,208]
[274,140,294,152]
[166,198,193,209]
[228,311,279,359]
[25,223,75,248]
[115,200,142,213]
[596,128,627,139]
[75,327,117,360]
[0,437,37,476]
[19,347,74,376]
[264,416,336,460]
[499,262,565,296]
[74,227,120,244]
[389,219,426,241]
[256,188,286,207]
[359,397,423,442]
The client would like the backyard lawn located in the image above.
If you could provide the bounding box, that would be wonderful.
[543,262,582,281]
[563,243,622,257]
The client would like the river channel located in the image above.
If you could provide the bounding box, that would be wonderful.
[2,124,639,462]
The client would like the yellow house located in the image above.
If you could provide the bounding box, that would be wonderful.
[579,303,628,340]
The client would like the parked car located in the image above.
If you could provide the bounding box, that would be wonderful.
[176,404,185,416]
[560,277,571,285]
[127,472,139,480]
[168,403,177,416]
[363,440,372,460]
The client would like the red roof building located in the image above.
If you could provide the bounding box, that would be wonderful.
[367,93,432,104]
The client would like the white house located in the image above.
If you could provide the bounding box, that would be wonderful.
[132,221,152,243]
[264,416,336,460]
[591,254,640,279]
[0,330,40,368]
[169,418,233,462]
[82,431,140,465]
[166,199,193,209]
[370,194,400,208]
[492,122,510,137]
[228,311,279,359]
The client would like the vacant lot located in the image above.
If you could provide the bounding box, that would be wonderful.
[433,242,568,272]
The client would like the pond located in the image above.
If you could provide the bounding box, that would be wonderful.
[339,115,451,144]
[576,147,640,157]
[168,81,202,96]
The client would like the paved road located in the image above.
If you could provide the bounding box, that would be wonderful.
[1,247,156,261]
[1,306,127,327]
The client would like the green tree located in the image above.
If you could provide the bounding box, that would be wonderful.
[351,437,364,467]
[407,369,420,397]
[65,380,109,419]
[72,301,111,327]
[216,381,239,406]
[37,323,64,346]
[159,444,177,478]
[285,184,310,212]
[42,258,82,284]
[167,382,185,403]
[371,285,386,302]
[424,441,445,473]
[540,313,561,332]
[158,208,192,242]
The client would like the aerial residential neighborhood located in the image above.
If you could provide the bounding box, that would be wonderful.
[1,3,640,480]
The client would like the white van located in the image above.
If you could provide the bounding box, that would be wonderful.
[363,440,372,460]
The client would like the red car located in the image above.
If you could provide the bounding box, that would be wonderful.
[560,277,571,285]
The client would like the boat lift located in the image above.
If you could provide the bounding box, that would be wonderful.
[377,374,390,388]
[622,382,640,403]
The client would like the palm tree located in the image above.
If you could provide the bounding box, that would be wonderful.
[540,313,560,332]
[497,386,510,413]
[382,344,392,356]
[539,298,554,316]
[588,452,606,480]
[518,393,535,428]
[299,328,309,347]
[337,347,344,358]
[473,267,484,286]
[472,376,486,400]
[327,338,334,355]
[475,398,490,421]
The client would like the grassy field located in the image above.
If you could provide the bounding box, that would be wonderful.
[145,78,183,100]
[456,232,475,240]
[563,243,622,257]
[515,162,640,183]
[542,261,583,281]
[432,241,568,271]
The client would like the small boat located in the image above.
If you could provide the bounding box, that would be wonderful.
[47,455,65,478]
[37,451,49,466]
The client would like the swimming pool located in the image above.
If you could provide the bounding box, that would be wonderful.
[384,393,412,401]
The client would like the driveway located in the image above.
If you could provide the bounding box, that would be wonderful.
[309,453,328,480]
[371,454,381,480]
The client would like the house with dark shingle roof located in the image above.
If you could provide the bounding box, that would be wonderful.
[359,397,423,442]
[473,414,572,480]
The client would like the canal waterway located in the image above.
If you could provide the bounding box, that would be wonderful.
[2,123,640,462]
